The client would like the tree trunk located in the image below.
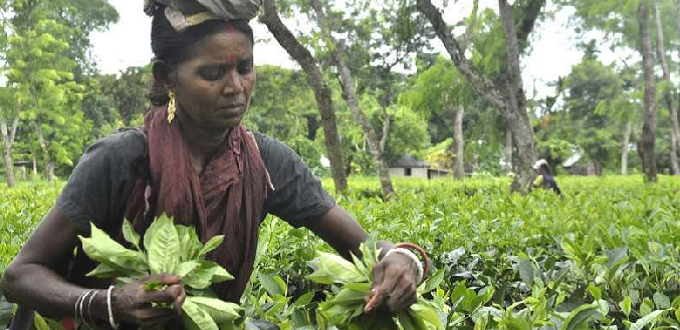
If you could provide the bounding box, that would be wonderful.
[504,129,513,172]
[260,0,348,193]
[417,0,538,191]
[622,121,632,175]
[309,0,394,199]
[45,159,54,184]
[32,157,38,178]
[453,106,465,180]
[0,117,19,187]
[654,3,680,175]
[35,121,54,184]
[637,1,657,182]
[499,0,536,191]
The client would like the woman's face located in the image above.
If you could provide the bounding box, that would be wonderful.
[171,28,255,131]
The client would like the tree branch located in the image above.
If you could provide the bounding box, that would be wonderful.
[380,110,391,154]
[460,0,479,51]
[499,0,526,113]
[9,116,18,145]
[416,0,507,112]
[515,0,546,50]
[309,0,381,155]
[260,0,348,191]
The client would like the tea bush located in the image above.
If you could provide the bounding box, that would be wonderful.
[1,176,678,329]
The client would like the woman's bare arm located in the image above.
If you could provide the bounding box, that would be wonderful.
[1,207,185,327]
[1,207,107,319]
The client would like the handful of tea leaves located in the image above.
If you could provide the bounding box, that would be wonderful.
[306,239,445,330]
[78,215,244,330]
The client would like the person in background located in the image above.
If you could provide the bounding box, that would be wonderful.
[532,159,562,195]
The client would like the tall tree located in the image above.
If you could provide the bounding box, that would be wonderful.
[7,19,88,183]
[309,0,394,198]
[260,0,348,193]
[1,0,117,185]
[416,0,545,191]
[0,87,20,187]
[653,3,680,174]
[555,0,672,181]
[98,66,152,126]
[637,0,657,182]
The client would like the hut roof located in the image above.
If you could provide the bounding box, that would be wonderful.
[390,154,430,168]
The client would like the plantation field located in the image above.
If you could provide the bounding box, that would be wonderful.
[1,176,679,329]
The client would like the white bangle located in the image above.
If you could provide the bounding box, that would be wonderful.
[384,248,424,283]
[79,290,96,328]
[107,286,119,330]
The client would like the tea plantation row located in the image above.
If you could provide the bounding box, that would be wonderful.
[1,176,678,329]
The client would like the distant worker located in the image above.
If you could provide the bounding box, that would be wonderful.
[532,159,562,195]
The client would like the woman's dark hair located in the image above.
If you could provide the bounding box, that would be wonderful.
[148,7,254,106]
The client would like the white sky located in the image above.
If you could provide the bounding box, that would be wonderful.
[90,0,627,99]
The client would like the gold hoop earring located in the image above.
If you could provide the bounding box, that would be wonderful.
[167,90,176,124]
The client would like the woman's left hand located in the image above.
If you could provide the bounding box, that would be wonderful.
[364,252,419,313]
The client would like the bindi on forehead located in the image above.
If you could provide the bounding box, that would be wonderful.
[224,20,235,32]
[226,53,237,63]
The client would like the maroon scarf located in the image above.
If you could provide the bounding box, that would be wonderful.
[125,106,270,302]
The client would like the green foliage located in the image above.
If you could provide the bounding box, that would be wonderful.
[536,58,638,171]
[247,65,317,142]
[77,215,242,330]
[2,176,679,329]
[95,66,152,126]
[306,239,444,330]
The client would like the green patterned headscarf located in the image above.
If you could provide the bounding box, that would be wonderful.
[144,0,261,31]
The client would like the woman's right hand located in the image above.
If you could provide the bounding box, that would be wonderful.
[112,274,186,328]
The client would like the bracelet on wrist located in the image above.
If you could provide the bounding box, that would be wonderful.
[395,242,430,284]
[384,248,425,284]
[107,286,119,330]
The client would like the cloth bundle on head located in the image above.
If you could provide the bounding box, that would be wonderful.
[144,0,262,31]
[533,159,548,170]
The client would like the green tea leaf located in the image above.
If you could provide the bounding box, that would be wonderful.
[518,259,535,287]
[183,261,234,289]
[630,310,665,330]
[292,292,315,308]
[652,292,670,309]
[619,296,632,318]
[33,312,49,330]
[307,252,366,285]
[587,283,602,300]
[560,302,602,330]
[185,296,243,323]
[79,223,147,273]
[86,262,142,278]
[323,287,367,306]
[640,298,654,317]
[178,261,202,277]
[182,300,219,330]
[199,235,225,257]
[122,219,140,250]
[177,225,203,262]
[410,302,443,329]
[146,215,180,275]
[418,269,445,295]
[504,317,531,330]
[258,273,284,296]
[144,280,167,291]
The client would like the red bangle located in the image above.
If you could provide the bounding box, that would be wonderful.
[395,242,430,282]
